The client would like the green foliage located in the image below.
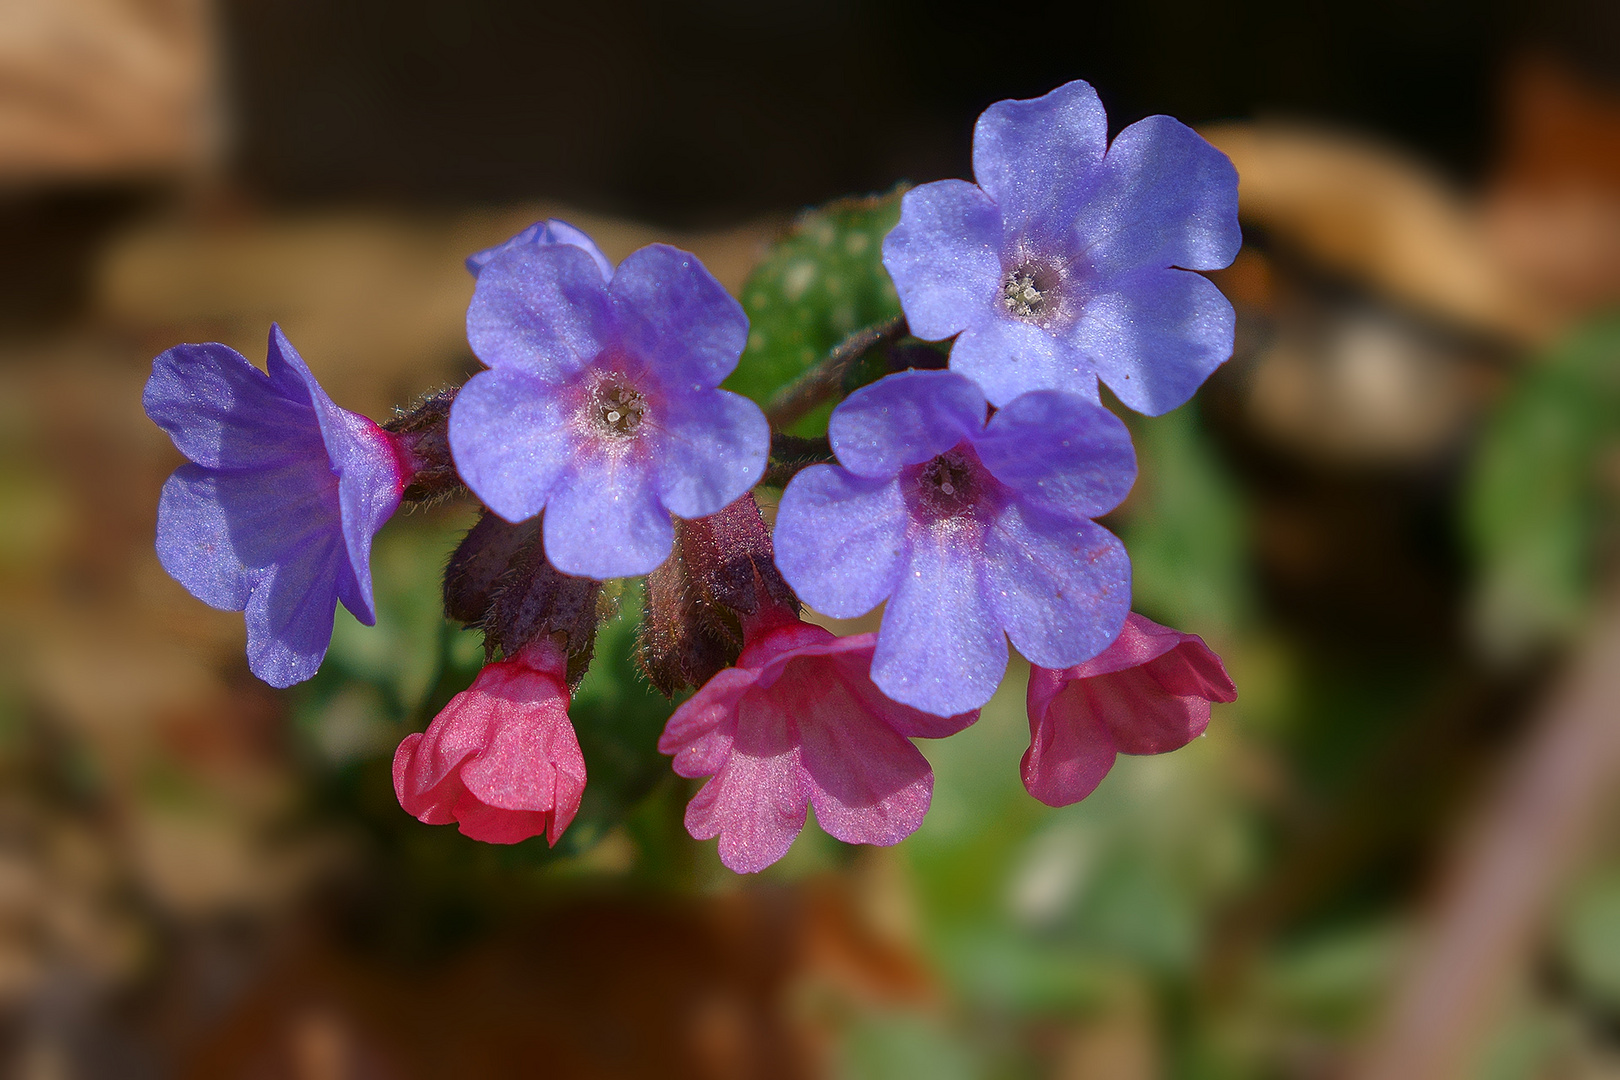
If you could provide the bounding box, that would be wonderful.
[725,188,905,434]
[1467,315,1620,659]
[564,585,682,853]
[1117,400,1251,635]
[1555,868,1620,1011]
[837,1011,978,1080]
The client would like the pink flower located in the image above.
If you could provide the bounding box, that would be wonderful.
[1022,613,1237,807]
[393,639,586,844]
[659,621,977,874]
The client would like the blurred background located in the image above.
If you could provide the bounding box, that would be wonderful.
[3,0,1620,1076]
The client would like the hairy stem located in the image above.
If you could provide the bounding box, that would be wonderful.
[763,315,907,429]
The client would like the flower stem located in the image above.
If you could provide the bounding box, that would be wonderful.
[763,315,907,429]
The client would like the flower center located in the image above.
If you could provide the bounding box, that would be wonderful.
[593,380,647,437]
[912,447,982,517]
[1000,260,1066,323]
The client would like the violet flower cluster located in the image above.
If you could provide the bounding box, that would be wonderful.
[144,79,1240,873]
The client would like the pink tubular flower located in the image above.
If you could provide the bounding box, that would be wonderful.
[393,639,586,845]
[1022,613,1237,807]
[659,620,977,874]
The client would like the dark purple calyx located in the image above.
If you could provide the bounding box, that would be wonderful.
[443,509,602,686]
[637,493,800,697]
[383,387,465,504]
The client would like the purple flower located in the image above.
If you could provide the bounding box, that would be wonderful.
[659,620,976,874]
[1023,613,1236,806]
[882,79,1241,416]
[774,369,1136,717]
[465,218,615,281]
[143,326,407,688]
[449,237,770,579]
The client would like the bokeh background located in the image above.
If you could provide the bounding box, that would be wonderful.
[3,1,1620,1076]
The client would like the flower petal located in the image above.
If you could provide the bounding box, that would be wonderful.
[459,693,585,846]
[983,504,1131,671]
[155,464,255,612]
[467,242,614,378]
[542,448,673,579]
[774,465,905,619]
[1068,266,1236,416]
[1081,116,1241,278]
[872,529,1007,716]
[448,367,573,524]
[611,244,750,390]
[272,326,402,625]
[241,523,346,688]
[659,666,759,776]
[1065,614,1235,754]
[466,218,615,281]
[882,180,1005,340]
[683,693,808,874]
[976,390,1137,521]
[652,389,769,519]
[948,314,1099,408]
[393,645,581,845]
[790,665,935,848]
[972,80,1108,245]
[1022,668,1118,807]
[762,630,979,740]
[144,341,320,469]
[828,369,986,479]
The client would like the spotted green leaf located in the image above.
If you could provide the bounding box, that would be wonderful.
[726,187,905,434]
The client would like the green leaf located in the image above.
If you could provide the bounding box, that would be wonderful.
[1467,315,1620,658]
[726,188,906,435]
[1117,400,1252,634]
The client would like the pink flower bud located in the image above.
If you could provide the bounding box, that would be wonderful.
[393,639,586,845]
[1022,613,1237,807]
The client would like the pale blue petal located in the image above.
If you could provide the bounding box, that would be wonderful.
[144,342,320,469]
[467,243,614,378]
[882,180,1004,340]
[543,450,673,579]
[448,367,573,524]
[1080,116,1241,278]
[973,80,1108,245]
[774,465,905,619]
[984,505,1131,670]
[828,370,985,479]
[611,244,749,390]
[466,218,614,281]
[652,389,769,519]
[976,390,1136,520]
[872,531,1007,716]
[948,315,1099,408]
[1067,266,1235,416]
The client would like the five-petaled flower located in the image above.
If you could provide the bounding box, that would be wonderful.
[659,618,977,874]
[1022,613,1237,806]
[393,638,587,845]
[882,79,1241,415]
[774,368,1137,717]
[144,325,407,688]
[449,234,770,580]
